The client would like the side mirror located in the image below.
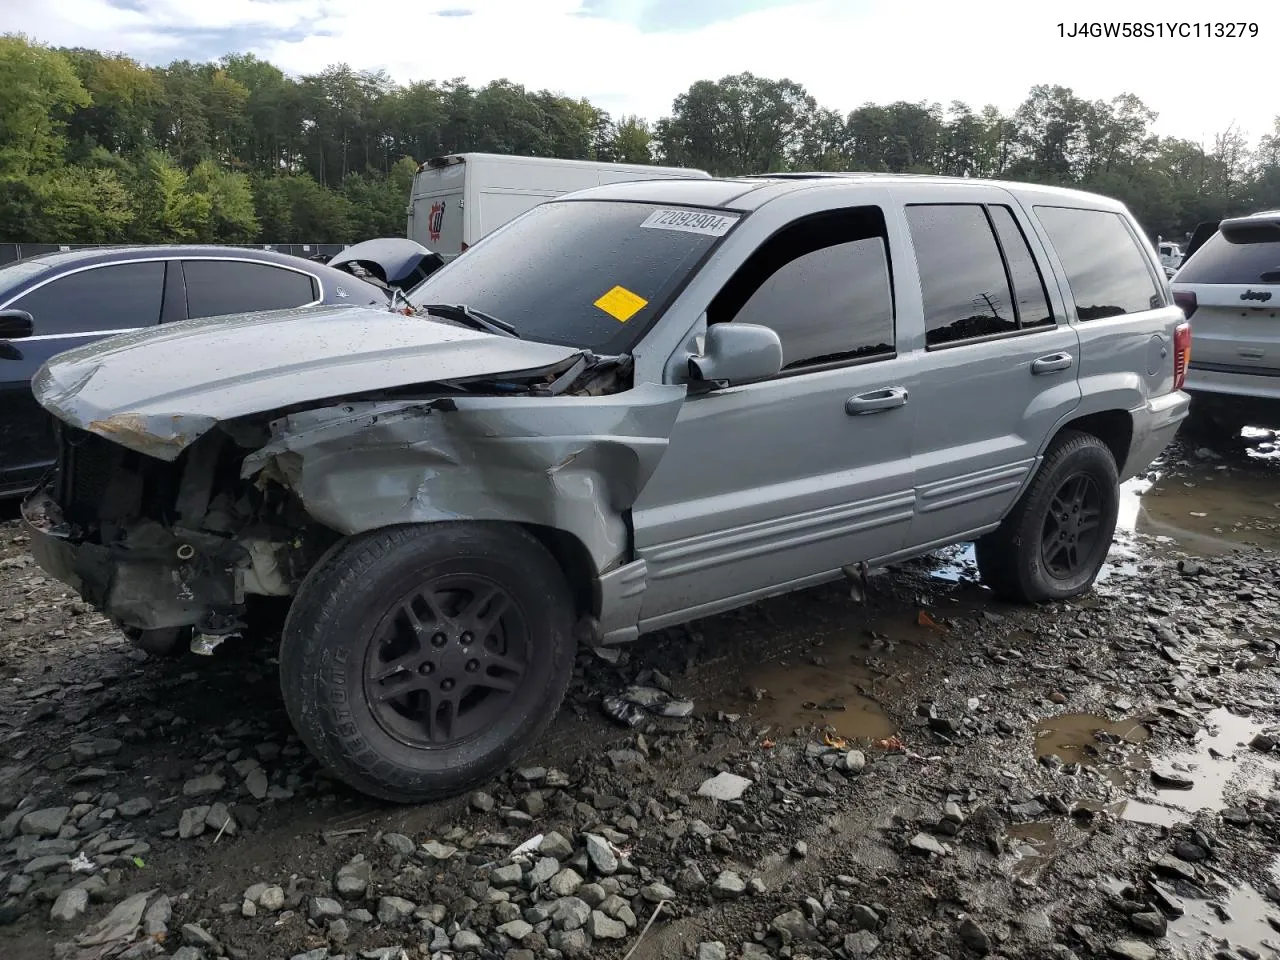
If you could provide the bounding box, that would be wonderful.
[0,309,34,340]
[688,323,783,387]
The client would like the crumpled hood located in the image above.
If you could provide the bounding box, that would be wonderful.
[32,303,582,460]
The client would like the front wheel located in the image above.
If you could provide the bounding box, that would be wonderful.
[279,522,577,802]
[976,431,1120,603]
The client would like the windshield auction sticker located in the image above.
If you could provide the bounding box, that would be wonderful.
[594,285,649,323]
[639,209,740,237]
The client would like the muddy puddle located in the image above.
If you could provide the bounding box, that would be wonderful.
[931,429,1280,586]
[1168,860,1280,959]
[1136,428,1280,555]
[1029,708,1280,829]
[1005,819,1092,882]
[701,610,937,742]
[1033,713,1151,787]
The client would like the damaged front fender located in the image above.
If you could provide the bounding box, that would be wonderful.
[241,383,688,573]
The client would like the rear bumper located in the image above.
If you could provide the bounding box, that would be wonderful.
[1122,390,1190,480]
[1185,366,1280,404]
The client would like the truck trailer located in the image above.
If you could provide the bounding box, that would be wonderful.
[407,153,711,260]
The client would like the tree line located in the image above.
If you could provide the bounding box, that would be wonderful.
[1,32,1278,246]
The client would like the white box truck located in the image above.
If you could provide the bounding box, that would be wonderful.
[407,153,711,260]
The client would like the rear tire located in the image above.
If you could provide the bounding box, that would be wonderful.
[976,431,1120,603]
[279,522,576,803]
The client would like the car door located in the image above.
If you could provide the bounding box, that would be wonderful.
[180,258,321,319]
[631,197,919,627]
[891,185,1082,549]
[0,260,167,495]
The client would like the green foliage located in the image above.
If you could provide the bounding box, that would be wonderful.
[32,165,135,241]
[0,34,90,176]
[2,32,1279,244]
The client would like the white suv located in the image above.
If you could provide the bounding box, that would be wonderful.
[1172,211,1280,432]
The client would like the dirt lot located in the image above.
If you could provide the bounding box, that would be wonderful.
[1,429,1278,960]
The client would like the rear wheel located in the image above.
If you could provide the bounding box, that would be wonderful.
[279,522,576,802]
[976,431,1120,603]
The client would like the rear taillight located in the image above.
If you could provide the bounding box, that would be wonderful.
[1173,321,1191,391]
[1173,290,1197,319]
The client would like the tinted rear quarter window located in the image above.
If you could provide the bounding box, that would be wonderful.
[988,205,1054,328]
[183,260,319,319]
[1034,206,1162,320]
[9,261,166,336]
[1174,231,1280,285]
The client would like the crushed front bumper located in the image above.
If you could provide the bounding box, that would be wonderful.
[21,485,250,633]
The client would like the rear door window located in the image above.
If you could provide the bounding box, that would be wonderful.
[8,261,166,336]
[906,204,1019,346]
[182,260,319,319]
[1174,231,1280,285]
[1033,206,1163,319]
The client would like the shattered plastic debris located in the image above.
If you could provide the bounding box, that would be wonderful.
[623,685,696,717]
[602,696,647,728]
[603,685,696,727]
[509,834,544,859]
[190,633,232,656]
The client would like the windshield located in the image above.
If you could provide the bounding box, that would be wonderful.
[407,199,741,351]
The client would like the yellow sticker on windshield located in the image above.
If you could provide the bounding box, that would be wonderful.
[594,285,648,323]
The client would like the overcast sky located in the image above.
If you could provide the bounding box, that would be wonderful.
[2,0,1276,145]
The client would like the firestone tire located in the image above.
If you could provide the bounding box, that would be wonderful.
[279,522,576,803]
[975,431,1120,603]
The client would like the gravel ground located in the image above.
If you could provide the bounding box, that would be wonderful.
[1,432,1278,960]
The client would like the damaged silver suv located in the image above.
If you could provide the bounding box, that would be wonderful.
[20,175,1190,802]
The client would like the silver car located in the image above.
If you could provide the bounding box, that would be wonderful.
[19,174,1190,802]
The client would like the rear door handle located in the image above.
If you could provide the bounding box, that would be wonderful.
[845,386,908,415]
[1031,353,1074,375]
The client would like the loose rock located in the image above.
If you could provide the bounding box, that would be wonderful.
[51,887,89,923]
[336,856,372,898]
[1109,942,1157,960]
[182,774,225,798]
[697,772,753,801]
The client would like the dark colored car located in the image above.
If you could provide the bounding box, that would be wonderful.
[0,246,389,497]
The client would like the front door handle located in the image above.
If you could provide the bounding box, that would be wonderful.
[1031,353,1074,375]
[845,386,908,416]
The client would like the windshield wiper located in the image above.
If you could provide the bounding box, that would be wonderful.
[419,303,520,338]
